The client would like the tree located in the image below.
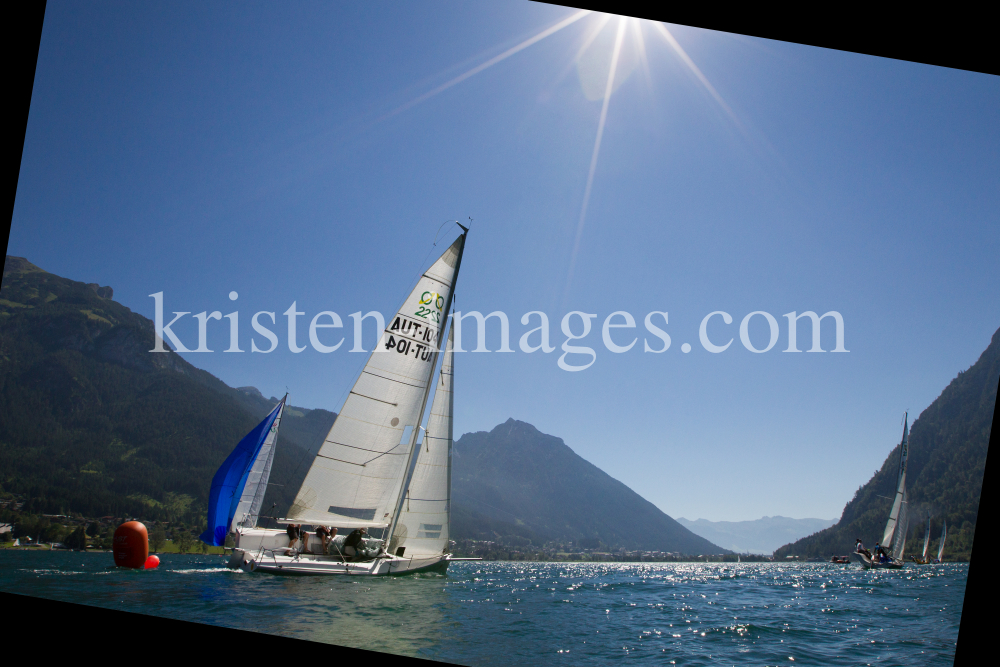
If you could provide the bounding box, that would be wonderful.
[150,525,166,552]
[86,522,99,537]
[64,526,87,550]
[176,530,193,554]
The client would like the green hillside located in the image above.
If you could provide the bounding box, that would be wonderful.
[774,326,997,561]
[0,256,333,524]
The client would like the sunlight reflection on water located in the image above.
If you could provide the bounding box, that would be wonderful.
[1,553,964,665]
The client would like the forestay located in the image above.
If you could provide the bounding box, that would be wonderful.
[393,326,455,557]
[881,413,909,549]
[287,235,465,529]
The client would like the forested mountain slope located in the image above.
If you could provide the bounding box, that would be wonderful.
[0,256,333,523]
[775,326,997,561]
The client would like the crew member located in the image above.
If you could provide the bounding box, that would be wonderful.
[315,526,337,555]
[344,527,368,560]
[286,523,302,551]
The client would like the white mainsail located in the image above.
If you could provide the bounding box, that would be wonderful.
[286,235,465,529]
[937,519,947,561]
[892,488,908,560]
[233,397,286,530]
[392,325,455,557]
[881,413,909,550]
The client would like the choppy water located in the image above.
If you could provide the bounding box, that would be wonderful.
[0,551,964,665]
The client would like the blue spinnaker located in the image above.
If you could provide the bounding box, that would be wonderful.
[199,401,283,546]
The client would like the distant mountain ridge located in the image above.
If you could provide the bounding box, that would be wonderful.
[775,325,997,561]
[452,419,727,554]
[676,516,837,555]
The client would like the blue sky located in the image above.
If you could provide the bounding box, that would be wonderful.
[11,1,999,521]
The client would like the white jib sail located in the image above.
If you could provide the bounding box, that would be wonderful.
[393,325,454,557]
[287,235,465,529]
[881,414,910,549]
[232,397,286,531]
[937,520,947,561]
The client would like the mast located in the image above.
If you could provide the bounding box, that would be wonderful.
[386,225,467,551]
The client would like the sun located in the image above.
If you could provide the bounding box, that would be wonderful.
[376,10,739,296]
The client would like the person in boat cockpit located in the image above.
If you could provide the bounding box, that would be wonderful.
[286,524,302,551]
[855,538,871,559]
[344,528,367,560]
[315,526,336,555]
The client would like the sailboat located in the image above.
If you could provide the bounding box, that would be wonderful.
[224,227,471,575]
[855,413,909,570]
[910,512,932,564]
[200,396,287,546]
[932,519,947,563]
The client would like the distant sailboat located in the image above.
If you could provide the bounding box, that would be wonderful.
[200,396,287,546]
[855,413,909,570]
[910,512,932,564]
[932,519,947,563]
[226,227,473,575]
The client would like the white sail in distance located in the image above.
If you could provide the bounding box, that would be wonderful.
[393,325,455,557]
[921,514,931,561]
[287,234,466,528]
[937,520,947,561]
[881,413,909,549]
[233,397,286,531]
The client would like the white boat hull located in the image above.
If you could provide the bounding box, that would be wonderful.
[229,528,450,576]
[228,549,450,576]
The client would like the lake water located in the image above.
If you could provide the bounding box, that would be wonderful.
[0,551,964,665]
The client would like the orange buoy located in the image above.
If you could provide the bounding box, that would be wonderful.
[112,521,149,569]
[144,554,160,569]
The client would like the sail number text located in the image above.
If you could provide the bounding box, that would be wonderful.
[414,291,445,323]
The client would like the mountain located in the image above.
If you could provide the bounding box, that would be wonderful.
[774,326,998,561]
[452,419,728,554]
[0,256,333,523]
[676,516,837,554]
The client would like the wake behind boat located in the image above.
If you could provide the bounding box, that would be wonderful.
[202,227,471,575]
[854,414,909,570]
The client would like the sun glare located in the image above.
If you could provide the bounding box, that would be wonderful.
[373,10,742,299]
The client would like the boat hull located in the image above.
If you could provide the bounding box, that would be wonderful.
[852,552,904,569]
[228,548,450,576]
[228,529,451,576]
